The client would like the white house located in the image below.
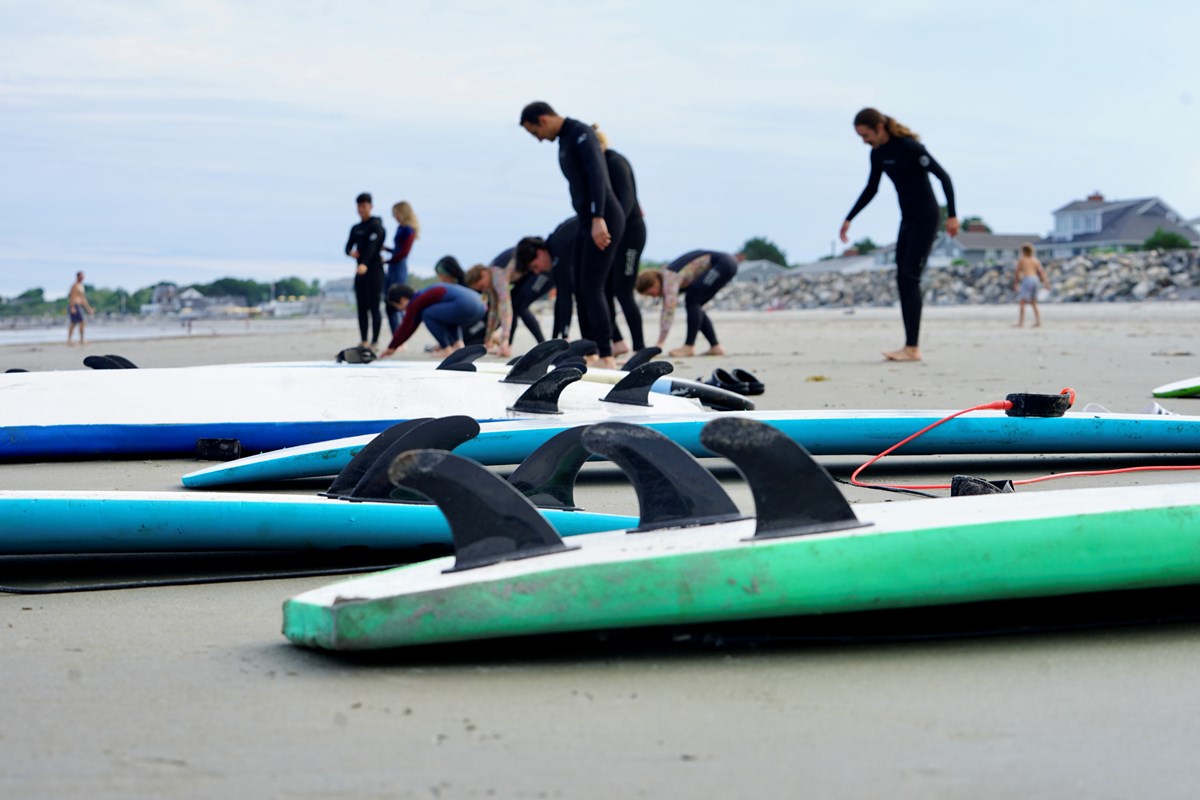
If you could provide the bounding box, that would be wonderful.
[1043,192,1198,257]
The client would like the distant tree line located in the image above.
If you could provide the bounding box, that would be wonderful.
[0,276,320,318]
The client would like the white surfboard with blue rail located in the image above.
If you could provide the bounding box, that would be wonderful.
[0,363,703,460]
[183,404,1200,488]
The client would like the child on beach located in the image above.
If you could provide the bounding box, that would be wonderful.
[1013,243,1051,327]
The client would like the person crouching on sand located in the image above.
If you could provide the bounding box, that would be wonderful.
[378,283,486,359]
[1013,242,1051,327]
[635,250,742,357]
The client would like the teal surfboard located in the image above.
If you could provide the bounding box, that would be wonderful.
[184,405,1200,488]
[0,491,636,555]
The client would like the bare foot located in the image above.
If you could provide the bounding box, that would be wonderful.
[703,344,726,357]
[598,356,617,369]
[612,341,630,356]
[883,346,922,362]
[668,345,696,357]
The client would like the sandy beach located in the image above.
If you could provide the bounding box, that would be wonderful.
[5,303,1200,798]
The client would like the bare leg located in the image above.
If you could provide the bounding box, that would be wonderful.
[1015,300,1026,327]
[1031,300,1042,327]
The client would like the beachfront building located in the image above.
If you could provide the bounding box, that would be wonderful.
[1043,192,1199,258]
[928,231,1046,267]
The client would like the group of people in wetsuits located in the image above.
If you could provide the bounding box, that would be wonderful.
[348,103,957,364]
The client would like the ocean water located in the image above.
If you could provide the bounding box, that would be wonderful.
[0,316,349,346]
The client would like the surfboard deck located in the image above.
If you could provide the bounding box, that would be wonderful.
[0,491,637,555]
[283,481,1200,651]
[183,406,1200,488]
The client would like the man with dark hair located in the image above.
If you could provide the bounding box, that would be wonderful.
[514,217,578,340]
[344,192,387,349]
[379,282,485,359]
[519,101,624,368]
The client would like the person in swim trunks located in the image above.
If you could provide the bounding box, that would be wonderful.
[66,271,94,346]
[1013,242,1051,327]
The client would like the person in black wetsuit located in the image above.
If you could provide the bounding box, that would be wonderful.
[514,216,579,341]
[841,108,958,362]
[344,192,387,349]
[592,123,646,356]
[520,101,625,368]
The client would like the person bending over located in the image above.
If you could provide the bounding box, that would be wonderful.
[464,253,517,359]
[379,283,486,359]
[635,250,742,358]
[513,216,579,341]
[840,107,957,362]
[520,101,625,367]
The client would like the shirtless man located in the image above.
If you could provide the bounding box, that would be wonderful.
[67,271,94,345]
[1013,243,1051,327]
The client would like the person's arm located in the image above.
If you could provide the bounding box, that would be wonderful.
[1037,259,1050,288]
[345,226,358,259]
[919,144,957,234]
[386,226,415,266]
[575,130,614,249]
[656,270,685,347]
[841,151,882,242]
[490,266,514,354]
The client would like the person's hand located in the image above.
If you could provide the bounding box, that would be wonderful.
[656,339,666,349]
[839,220,851,244]
[592,217,612,250]
[349,248,359,260]
[945,216,960,237]
[380,348,395,358]
[499,343,512,359]
[356,263,368,276]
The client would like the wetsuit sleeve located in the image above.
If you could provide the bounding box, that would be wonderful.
[574,131,609,218]
[919,146,956,218]
[845,149,882,221]
[345,226,356,257]
[658,270,685,344]
[386,285,446,350]
[387,226,415,266]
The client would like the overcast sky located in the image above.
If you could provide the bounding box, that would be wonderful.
[2,0,1197,298]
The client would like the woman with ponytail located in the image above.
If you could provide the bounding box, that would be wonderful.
[840,108,958,362]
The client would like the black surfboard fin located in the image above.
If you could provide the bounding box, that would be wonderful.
[83,355,125,370]
[602,361,674,406]
[388,450,578,572]
[336,346,377,364]
[322,418,433,497]
[336,416,482,502]
[551,339,597,366]
[621,347,661,371]
[580,422,744,532]
[503,339,570,384]
[435,344,487,371]
[510,367,583,415]
[698,417,870,540]
[1005,391,1073,418]
[105,354,137,368]
[5,368,29,373]
[505,426,591,509]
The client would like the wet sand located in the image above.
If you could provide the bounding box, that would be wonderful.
[4,303,1200,798]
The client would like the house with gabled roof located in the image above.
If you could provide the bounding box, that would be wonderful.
[1044,191,1198,257]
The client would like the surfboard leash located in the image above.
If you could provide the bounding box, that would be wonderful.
[846,388,1200,494]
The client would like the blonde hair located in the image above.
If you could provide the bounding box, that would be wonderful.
[591,123,609,151]
[391,201,420,237]
[634,270,662,295]
[853,108,919,141]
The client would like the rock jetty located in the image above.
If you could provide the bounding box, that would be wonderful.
[713,249,1200,311]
